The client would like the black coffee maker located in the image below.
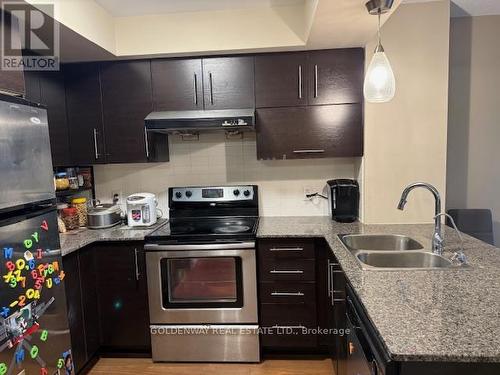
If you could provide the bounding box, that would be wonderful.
[327,179,359,222]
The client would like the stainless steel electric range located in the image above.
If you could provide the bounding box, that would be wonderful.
[144,185,260,363]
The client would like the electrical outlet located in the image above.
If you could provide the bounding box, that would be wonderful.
[112,191,122,205]
[303,187,314,200]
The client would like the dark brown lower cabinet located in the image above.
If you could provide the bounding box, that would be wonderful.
[256,104,363,160]
[94,243,150,353]
[63,242,150,373]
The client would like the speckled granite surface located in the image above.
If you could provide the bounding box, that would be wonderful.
[59,215,500,363]
[60,219,168,256]
[258,216,500,363]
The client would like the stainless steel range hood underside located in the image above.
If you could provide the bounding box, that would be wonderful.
[145,108,255,134]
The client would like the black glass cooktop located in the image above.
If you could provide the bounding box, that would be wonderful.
[146,216,259,243]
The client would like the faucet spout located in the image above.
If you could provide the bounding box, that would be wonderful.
[397,182,443,254]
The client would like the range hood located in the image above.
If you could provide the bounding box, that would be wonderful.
[145,108,255,134]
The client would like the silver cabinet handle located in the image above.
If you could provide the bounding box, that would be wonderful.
[93,128,100,160]
[327,260,333,297]
[144,127,150,158]
[270,270,304,274]
[269,247,303,252]
[134,248,140,281]
[193,73,198,105]
[298,64,302,99]
[314,64,318,98]
[293,149,325,154]
[271,292,304,296]
[209,72,214,105]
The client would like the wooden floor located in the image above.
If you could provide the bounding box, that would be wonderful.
[88,358,334,375]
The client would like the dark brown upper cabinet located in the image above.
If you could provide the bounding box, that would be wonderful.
[38,71,72,166]
[255,52,308,108]
[256,104,363,160]
[65,63,106,165]
[100,60,168,164]
[202,56,255,110]
[0,10,25,96]
[151,58,203,111]
[307,48,364,105]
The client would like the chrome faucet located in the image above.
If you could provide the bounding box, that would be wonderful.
[397,182,444,255]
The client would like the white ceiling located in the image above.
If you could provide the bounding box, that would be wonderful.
[451,0,500,17]
[95,0,304,17]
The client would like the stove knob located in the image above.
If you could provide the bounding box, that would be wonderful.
[186,191,192,198]
[243,190,251,197]
[175,191,182,199]
[233,189,240,196]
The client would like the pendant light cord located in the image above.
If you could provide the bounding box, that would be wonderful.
[377,10,381,48]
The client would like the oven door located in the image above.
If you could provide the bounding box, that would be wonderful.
[145,242,258,324]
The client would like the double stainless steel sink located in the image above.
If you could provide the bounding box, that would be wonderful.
[338,234,460,270]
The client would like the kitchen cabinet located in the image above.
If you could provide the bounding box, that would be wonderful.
[0,10,25,96]
[24,70,72,166]
[257,238,317,349]
[307,48,364,105]
[255,52,308,108]
[94,243,151,353]
[65,63,106,165]
[256,104,363,160]
[100,60,168,164]
[202,56,255,110]
[38,70,72,166]
[151,58,203,111]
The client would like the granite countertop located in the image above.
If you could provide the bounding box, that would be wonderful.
[59,219,168,256]
[59,215,500,363]
[258,216,500,363]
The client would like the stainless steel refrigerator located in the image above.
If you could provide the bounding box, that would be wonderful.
[0,94,74,375]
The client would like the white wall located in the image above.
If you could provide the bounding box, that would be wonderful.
[446,15,500,244]
[94,133,358,217]
[361,0,450,224]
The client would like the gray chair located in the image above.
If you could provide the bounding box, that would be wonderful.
[447,209,495,245]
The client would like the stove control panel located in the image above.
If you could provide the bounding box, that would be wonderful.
[171,186,256,202]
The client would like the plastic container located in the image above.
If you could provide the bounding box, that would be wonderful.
[61,207,79,230]
[55,172,70,191]
[72,197,88,227]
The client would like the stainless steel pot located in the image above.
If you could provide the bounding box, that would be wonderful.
[87,204,122,229]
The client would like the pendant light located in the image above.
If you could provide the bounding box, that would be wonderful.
[363,0,396,103]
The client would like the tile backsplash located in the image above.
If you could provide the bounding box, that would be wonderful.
[94,133,359,217]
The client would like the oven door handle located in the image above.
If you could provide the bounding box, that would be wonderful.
[145,242,255,251]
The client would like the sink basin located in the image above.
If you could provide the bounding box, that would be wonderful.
[339,234,424,251]
[355,251,453,270]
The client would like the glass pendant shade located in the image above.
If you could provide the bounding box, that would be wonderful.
[364,45,396,103]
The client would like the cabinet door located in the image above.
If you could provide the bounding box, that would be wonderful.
[100,60,153,163]
[151,58,203,111]
[65,63,106,165]
[94,243,151,352]
[79,247,101,359]
[308,48,364,105]
[62,252,87,373]
[202,56,254,110]
[256,104,363,160]
[0,10,24,96]
[39,70,72,166]
[255,52,308,108]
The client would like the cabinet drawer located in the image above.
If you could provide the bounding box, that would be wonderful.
[260,302,316,328]
[259,282,315,304]
[260,325,317,348]
[259,259,315,281]
[259,239,315,260]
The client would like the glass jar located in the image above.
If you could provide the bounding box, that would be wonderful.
[71,197,88,227]
[55,172,70,191]
[66,168,79,190]
[61,207,79,230]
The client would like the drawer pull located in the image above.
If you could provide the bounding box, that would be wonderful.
[293,149,325,154]
[270,270,304,274]
[271,292,304,297]
[269,247,303,252]
[271,325,306,329]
